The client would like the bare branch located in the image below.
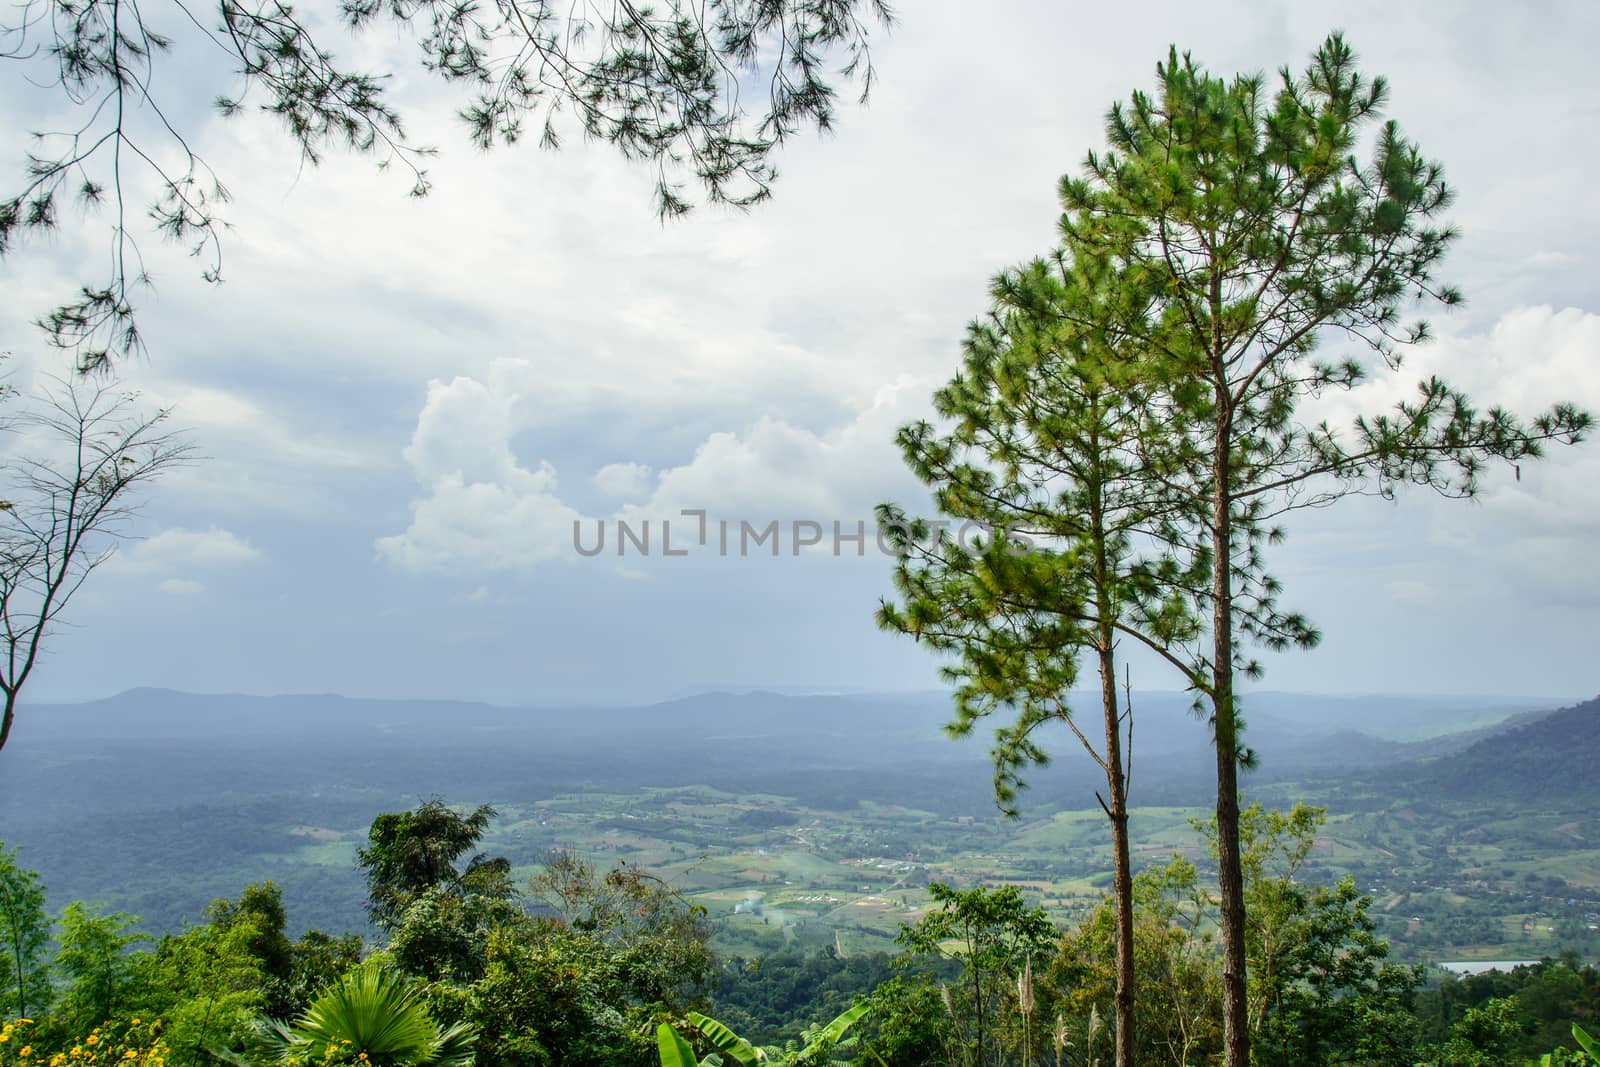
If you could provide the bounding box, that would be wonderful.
[0,371,190,751]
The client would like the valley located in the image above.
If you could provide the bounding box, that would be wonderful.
[3,688,1595,967]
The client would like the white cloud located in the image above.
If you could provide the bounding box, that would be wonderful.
[376,370,933,574]
[376,367,583,571]
[377,301,1600,589]
[375,472,582,571]
[120,527,262,571]
[628,377,933,520]
[168,386,371,470]
[594,462,653,499]
[11,0,1600,699]
[1327,308,1600,562]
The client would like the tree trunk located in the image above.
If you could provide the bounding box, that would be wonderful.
[1212,417,1250,1067]
[1098,644,1136,1067]
[973,937,986,1067]
[1090,467,1136,1067]
[0,691,15,753]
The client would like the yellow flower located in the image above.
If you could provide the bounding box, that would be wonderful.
[85,1038,98,1047]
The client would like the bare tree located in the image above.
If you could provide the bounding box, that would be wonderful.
[0,376,189,751]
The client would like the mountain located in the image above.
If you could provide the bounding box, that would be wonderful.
[1405,695,1600,805]
[0,687,1568,934]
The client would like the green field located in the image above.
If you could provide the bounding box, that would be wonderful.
[254,784,1590,964]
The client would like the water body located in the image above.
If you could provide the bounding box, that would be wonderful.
[1437,960,1541,977]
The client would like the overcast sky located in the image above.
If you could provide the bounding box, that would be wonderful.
[2,0,1597,706]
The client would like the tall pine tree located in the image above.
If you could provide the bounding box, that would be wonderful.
[1051,34,1589,1065]
[878,252,1200,1067]
[885,33,1589,1067]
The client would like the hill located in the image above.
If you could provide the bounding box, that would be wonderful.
[1406,694,1600,804]
[0,687,1574,944]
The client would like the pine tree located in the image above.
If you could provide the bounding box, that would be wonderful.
[1050,34,1590,1065]
[878,252,1200,1067]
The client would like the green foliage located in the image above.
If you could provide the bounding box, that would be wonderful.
[1535,1023,1600,1065]
[50,903,148,1037]
[684,1011,764,1065]
[1021,34,1593,1065]
[1251,877,1423,1065]
[874,220,1199,1067]
[386,885,520,985]
[657,1003,870,1067]
[417,851,715,1067]
[895,884,1055,981]
[1051,855,1221,1066]
[1415,959,1600,1066]
[431,924,632,1067]
[2,1017,173,1067]
[798,1003,870,1053]
[1217,804,1423,1065]
[128,916,269,1066]
[527,852,716,1011]
[358,800,503,930]
[853,977,949,1067]
[207,884,294,983]
[251,961,475,1067]
[876,250,1198,815]
[14,879,365,1067]
[279,933,366,1021]
[0,844,51,1020]
[1430,996,1526,1066]
[892,883,1055,1067]
[1048,804,1428,1066]
[655,1024,698,1067]
[205,882,357,1021]
[709,949,899,1047]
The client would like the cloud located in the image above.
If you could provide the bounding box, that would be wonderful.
[628,377,933,520]
[594,462,653,499]
[377,301,1600,593]
[1331,307,1600,562]
[376,370,933,574]
[1283,305,1600,636]
[375,367,583,571]
[11,1,1600,701]
[119,527,262,571]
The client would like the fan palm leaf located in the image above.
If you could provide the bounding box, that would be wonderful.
[253,961,476,1067]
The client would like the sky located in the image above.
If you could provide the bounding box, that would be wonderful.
[2,0,1597,706]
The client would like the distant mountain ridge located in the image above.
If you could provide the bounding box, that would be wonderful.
[26,684,1554,737]
[1404,694,1600,805]
[9,686,1563,807]
[2,686,1588,936]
